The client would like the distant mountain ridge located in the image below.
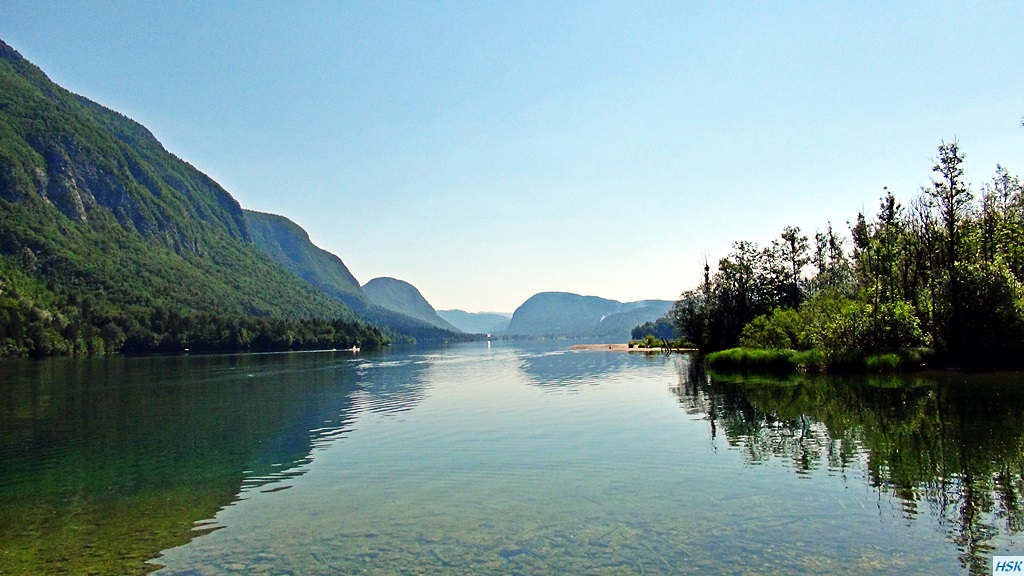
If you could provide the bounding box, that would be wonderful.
[506,292,672,339]
[362,277,462,333]
[437,310,511,334]
[0,37,673,355]
[244,210,467,342]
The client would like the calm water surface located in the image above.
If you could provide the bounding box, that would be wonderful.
[1,341,1023,575]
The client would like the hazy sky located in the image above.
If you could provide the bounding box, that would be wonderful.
[2,2,1022,313]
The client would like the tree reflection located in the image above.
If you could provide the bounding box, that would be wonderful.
[0,351,364,574]
[674,359,1024,575]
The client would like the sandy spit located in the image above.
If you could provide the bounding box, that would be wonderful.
[569,343,695,353]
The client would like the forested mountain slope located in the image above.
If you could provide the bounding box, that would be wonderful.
[244,210,367,306]
[0,38,385,355]
[245,210,470,343]
[506,292,672,339]
[363,277,462,332]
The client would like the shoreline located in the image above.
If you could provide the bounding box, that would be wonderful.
[569,343,696,353]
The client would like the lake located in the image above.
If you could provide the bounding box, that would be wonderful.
[1,341,1022,575]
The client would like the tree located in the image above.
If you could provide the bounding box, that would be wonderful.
[979,165,1024,276]
[926,140,972,354]
[811,223,852,293]
[777,226,809,308]
[712,241,767,349]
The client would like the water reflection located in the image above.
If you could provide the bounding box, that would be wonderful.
[517,346,664,390]
[7,344,1024,575]
[0,351,365,575]
[351,350,431,414]
[674,359,1024,575]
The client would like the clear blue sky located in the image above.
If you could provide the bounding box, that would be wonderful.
[2,1,1021,313]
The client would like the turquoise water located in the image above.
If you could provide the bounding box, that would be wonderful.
[2,342,1022,574]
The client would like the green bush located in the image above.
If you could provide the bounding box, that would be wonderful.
[740,308,801,349]
[790,348,827,372]
[705,347,800,373]
[864,353,901,372]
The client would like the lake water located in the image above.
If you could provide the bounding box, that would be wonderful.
[1,341,1022,575]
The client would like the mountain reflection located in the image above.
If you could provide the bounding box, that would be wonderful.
[351,352,430,414]
[673,358,1024,575]
[517,347,663,390]
[0,351,364,575]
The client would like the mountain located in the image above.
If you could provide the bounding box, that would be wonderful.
[244,210,469,343]
[505,292,673,339]
[0,38,386,355]
[436,310,511,334]
[598,301,676,339]
[244,210,367,307]
[362,277,462,332]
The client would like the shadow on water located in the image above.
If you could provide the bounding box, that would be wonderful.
[0,350,380,575]
[673,358,1024,575]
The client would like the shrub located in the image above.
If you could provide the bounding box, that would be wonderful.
[740,308,801,349]
[705,347,799,373]
[790,348,827,372]
[864,353,901,372]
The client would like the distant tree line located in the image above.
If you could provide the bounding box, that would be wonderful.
[631,317,677,341]
[0,203,389,356]
[0,291,388,356]
[670,140,1024,368]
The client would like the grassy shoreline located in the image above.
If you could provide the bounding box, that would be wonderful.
[704,347,936,374]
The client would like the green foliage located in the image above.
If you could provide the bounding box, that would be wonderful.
[628,335,694,350]
[955,260,1024,366]
[672,138,1024,369]
[706,347,803,373]
[739,308,801,349]
[631,317,676,341]
[863,353,901,372]
[669,229,812,352]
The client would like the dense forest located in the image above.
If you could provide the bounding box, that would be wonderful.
[670,139,1024,369]
[630,317,677,342]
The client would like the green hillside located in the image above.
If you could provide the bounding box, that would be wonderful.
[245,210,472,343]
[506,291,672,339]
[363,277,462,332]
[244,210,367,306]
[0,38,385,355]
